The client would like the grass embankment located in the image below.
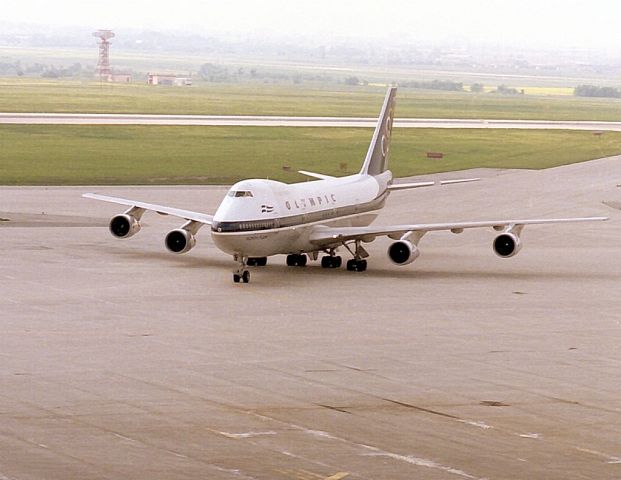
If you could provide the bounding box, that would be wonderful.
[1,79,621,121]
[1,125,619,185]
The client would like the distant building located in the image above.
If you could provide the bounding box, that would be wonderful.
[147,73,192,86]
[174,77,192,86]
[108,73,132,83]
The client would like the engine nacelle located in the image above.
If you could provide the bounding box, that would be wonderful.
[493,232,522,258]
[165,229,196,254]
[109,214,141,239]
[388,240,420,265]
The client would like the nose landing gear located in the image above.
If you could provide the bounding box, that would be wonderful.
[233,255,250,283]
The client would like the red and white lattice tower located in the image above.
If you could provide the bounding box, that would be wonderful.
[92,29,115,78]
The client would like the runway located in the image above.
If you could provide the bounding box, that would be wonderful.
[1,157,620,479]
[2,112,621,130]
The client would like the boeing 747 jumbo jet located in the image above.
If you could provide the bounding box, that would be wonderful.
[84,87,607,283]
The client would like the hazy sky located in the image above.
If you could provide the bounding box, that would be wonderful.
[5,0,621,49]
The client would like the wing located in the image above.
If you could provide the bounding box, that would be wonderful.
[83,193,214,225]
[309,216,608,246]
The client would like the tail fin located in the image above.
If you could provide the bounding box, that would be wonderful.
[359,87,397,176]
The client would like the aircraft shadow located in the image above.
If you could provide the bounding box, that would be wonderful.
[101,247,617,283]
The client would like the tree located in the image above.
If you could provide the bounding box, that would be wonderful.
[495,84,520,95]
[575,84,621,98]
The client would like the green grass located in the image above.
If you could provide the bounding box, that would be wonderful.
[2,79,621,121]
[1,125,619,185]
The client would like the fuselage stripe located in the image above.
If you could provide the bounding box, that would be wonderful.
[212,191,389,234]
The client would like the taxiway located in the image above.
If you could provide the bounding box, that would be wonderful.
[2,112,621,130]
[1,157,620,479]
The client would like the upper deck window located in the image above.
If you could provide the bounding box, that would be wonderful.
[228,190,254,198]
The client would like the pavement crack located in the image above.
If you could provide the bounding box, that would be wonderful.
[380,398,460,419]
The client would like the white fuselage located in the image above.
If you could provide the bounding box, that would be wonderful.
[211,171,392,257]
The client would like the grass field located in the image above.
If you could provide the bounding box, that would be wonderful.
[2,79,621,121]
[1,125,620,185]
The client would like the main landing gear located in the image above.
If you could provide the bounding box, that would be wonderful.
[321,254,342,269]
[247,257,267,267]
[340,239,369,272]
[320,241,368,272]
[286,254,307,267]
[346,258,367,272]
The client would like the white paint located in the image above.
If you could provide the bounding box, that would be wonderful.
[460,420,493,430]
[365,452,483,479]
[113,433,137,443]
[220,431,277,439]
[575,447,621,464]
[518,433,541,439]
[253,412,484,479]
[305,429,340,440]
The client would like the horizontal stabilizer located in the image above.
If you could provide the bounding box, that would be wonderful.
[298,170,336,180]
[388,177,480,191]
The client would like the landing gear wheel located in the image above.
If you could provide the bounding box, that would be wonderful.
[248,257,267,267]
[233,255,251,283]
[286,254,307,267]
[346,259,367,272]
[322,255,342,268]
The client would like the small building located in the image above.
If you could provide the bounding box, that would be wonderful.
[95,72,132,83]
[109,73,132,83]
[148,73,192,86]
[174,77,192,86]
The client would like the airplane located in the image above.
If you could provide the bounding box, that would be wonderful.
[84,87,607,283]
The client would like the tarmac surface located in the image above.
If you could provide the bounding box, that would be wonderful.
[2,112,621,130]
[1,157,621,479]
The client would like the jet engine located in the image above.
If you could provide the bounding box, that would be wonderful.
[109,214,141,239]
[493,232,522,258]
[165,228,196,254]
[388,240,420,265]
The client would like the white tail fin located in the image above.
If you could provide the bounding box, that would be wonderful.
[359,87,397,176]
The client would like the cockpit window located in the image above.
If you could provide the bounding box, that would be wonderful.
[228,190,253,198]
